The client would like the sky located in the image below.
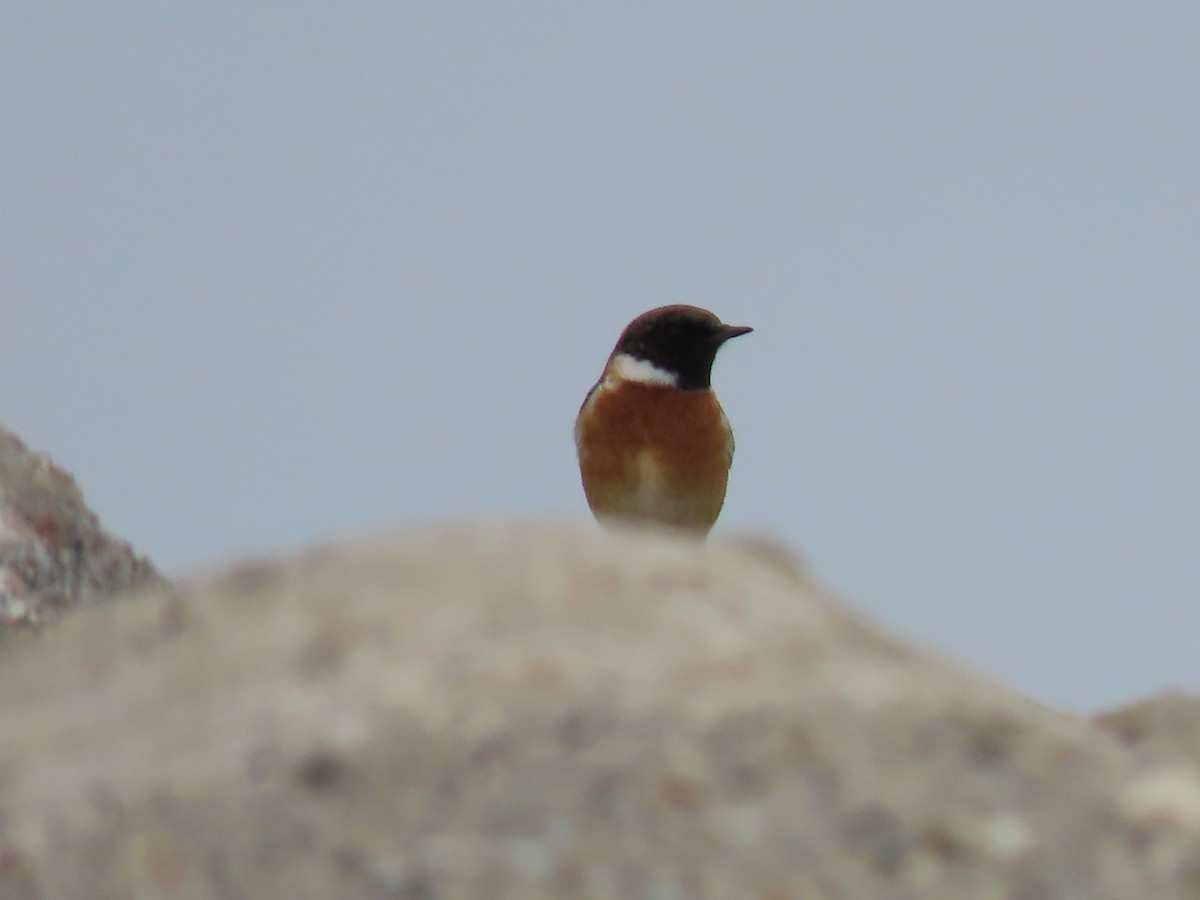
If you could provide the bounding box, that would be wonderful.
[3,5,1198,711]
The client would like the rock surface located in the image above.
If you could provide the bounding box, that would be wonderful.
[0,427,160,629]
[1096,690,1200,767]
[2,520,1199,899]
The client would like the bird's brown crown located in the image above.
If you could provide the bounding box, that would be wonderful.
[610,305,752,391]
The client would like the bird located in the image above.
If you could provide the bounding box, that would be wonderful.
[574,304,751,537]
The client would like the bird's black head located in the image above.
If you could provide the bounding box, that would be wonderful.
[613,304,752,391]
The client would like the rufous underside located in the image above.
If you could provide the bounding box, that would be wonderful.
[575,381,733,535]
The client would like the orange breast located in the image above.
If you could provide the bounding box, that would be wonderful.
[575,382,734,535]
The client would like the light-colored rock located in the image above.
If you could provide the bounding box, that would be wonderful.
[0,521,1195,898]
[0,426,160,629]
[1097,690,1200,767]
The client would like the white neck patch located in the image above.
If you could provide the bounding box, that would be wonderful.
[610,352,678,387]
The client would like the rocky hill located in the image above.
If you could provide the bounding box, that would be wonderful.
[1,429,1198,898]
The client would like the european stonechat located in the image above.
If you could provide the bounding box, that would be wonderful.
[574,304,751,537]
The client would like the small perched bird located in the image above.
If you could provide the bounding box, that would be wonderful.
[574,304,751,537]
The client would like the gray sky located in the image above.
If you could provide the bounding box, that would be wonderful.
[4,5,1198,711]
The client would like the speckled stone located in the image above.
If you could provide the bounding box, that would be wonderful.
[0,426,160,629]
[0,521,1195,898]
